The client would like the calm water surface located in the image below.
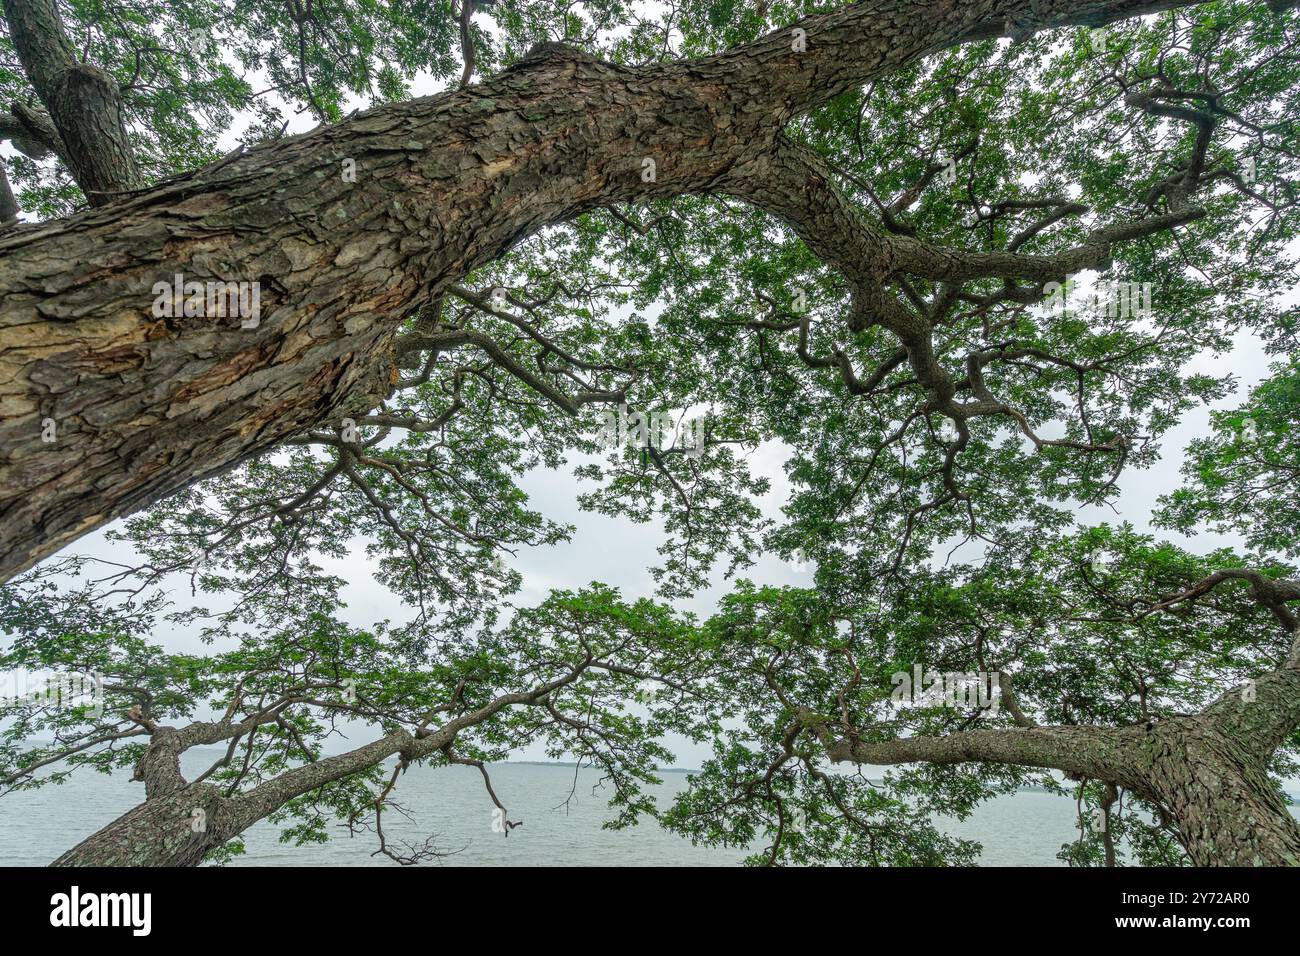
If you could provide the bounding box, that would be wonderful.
[2,753,1292,866]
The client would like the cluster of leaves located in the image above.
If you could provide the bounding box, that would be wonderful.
[0,562,716,855]
[11,522,1289,865]
[655,527,1298,866]
[1159,359,1300,558]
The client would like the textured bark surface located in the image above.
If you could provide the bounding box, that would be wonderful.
[822,663,1300,866]
[1137,718,1300,866]
[0,165,16,228]
[1,0,139,201]
[50,784,230,867]
[0,0,1202,581]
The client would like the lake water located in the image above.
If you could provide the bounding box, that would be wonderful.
[2,754,1294,866]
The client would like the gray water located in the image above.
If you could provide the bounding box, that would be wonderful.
[2,753,1292,866]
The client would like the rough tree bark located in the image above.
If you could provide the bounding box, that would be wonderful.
[811,629,1300,866]
[1,0,139,201]
[0,0,1208,581]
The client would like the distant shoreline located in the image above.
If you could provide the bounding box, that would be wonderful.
[24,744,1300,802]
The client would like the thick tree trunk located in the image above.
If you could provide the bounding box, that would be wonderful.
[51,734,409,866]
[2,0,139,200]
[0,44,774,582]
[823,686,1300,865]
[51,784,232,867]
[0,0,1204,581]
[1139,719,1300,866]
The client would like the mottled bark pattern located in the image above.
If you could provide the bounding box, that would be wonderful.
[1,0,139,201]
[51,785,229,868]
[1138,718,1300,866]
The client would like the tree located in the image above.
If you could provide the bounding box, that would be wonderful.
[664,536,1300,866]
[1,0,1299,866]
[2,0,1278,580]
[2,571,707,866]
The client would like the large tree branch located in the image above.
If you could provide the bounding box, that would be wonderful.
[222,665,587,835]
[50,658,596,866]
[1139,570,1300,757]
[0,104,61,162]
[801,708,1148,788]
[394,327,626,414]
[705,0,1212,123]
[2,0,139,203]
[0,162,17,229]
[0,0,1220,581]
